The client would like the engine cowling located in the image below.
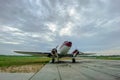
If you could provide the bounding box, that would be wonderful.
[51,48,57,57]
[72,49,79,57]
[47,48,57,57]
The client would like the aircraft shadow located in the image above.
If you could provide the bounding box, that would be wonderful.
[49,60,93,64]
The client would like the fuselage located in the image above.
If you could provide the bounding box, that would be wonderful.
[58,41,72,55]
[50,41,79,63]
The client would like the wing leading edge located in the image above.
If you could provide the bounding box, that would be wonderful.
[14,51,50,56]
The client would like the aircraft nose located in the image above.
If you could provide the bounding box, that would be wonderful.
[65,41,72,47]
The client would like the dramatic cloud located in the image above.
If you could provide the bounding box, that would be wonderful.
[0,0,120,55]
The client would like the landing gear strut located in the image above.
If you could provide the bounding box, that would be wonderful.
[52,58,55,63]
[72,58,76,63]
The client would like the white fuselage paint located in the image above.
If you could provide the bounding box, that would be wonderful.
[58,45,71,55]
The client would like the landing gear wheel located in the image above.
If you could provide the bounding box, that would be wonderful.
[52,58,55,63]
[72,58,76,63]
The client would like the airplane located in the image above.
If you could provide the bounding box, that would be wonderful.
[14,41,92,63]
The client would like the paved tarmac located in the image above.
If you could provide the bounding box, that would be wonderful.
[0,73,34,80]
[30,59,120,80]
[0,59,120,80]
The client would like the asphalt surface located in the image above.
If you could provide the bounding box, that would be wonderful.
[0,73,34,80]
[30,59,120,80]
[0,59,120,80]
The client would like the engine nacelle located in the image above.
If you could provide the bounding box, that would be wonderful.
[72,49,79,57]
[51,48,58,57]
[47,48,57,57]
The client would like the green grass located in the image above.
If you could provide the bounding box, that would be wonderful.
[0,56,51,67]
[95,56,120,60]
[0,55,119,68]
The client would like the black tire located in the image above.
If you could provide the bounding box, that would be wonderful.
[52,58,55,63]
[72,58,76,63]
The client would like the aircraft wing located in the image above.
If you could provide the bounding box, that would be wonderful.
[78,52,96,56]
[78,51,95,55]
[14,51,51,56]
[14,51,95,57]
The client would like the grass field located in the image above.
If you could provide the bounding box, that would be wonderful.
[0,55,119,73]
[0,55,50,73]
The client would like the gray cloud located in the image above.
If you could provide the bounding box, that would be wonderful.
[0,0,120,55]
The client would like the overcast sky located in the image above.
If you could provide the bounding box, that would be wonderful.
[0,0,120,55]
